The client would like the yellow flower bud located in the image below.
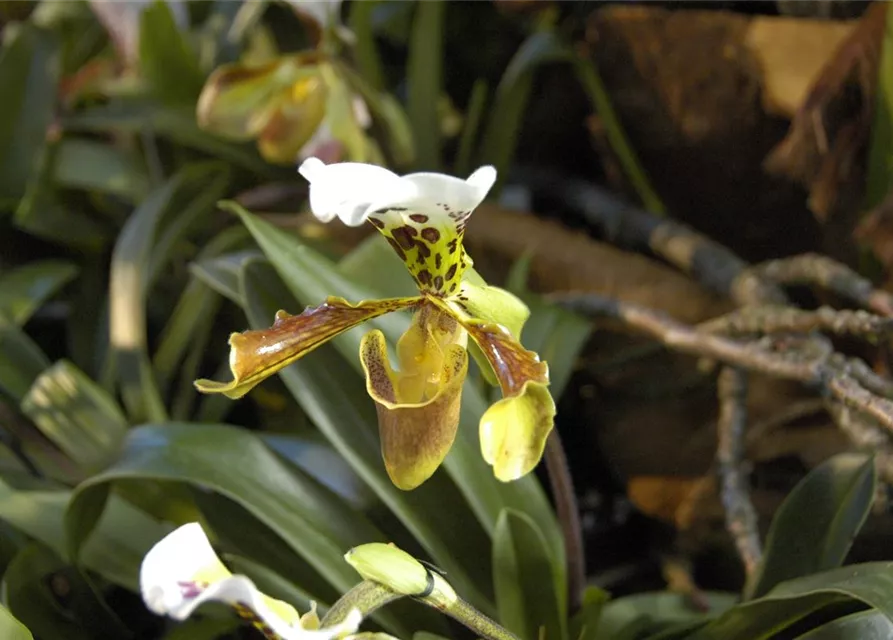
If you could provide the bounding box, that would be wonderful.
[344,543,431,596]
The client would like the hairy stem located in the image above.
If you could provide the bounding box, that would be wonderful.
[543,430,585,613]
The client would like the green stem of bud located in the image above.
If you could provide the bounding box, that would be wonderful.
[322,581,402,627]
[444,597,521,640]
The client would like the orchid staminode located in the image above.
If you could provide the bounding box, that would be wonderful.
[140,523,361,639]
[196,159,556,489]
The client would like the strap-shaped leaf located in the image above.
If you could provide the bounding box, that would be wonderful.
[746,453,876,599]
[493,508,566,640]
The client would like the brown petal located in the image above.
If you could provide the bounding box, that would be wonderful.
[454,316,549,397]
[360,328,468,491]
[195,295,419,399]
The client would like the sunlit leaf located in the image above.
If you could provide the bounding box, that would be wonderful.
[20,360,127,472]
[746,453,876,600]
[493,508,566,640]
[0,605,32,640]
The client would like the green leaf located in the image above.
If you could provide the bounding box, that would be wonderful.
[228,202,565,582]
[110,163,227,423]
[570,586,611,640]
[0,260,78,325]
[240,259,495,612]
[4,543,129,640]
[66,423,385,599]
[4,544,93,640]
[572,57,665,215]
[261,433,375,510]
[139,0,204,105]
[54,138,149,202]
[348,0,386,91]
[866,5,893,209]
[478,31,567,188]
[154,227,249,382]
[0,479,165,590]
[493,508,566,640]
[595,592,736,640]
[20,360,128,472]
[746,453,876,600]
[407,0,444,170]
[13,139,109,250]
[190,249,259,307]
[195,490,337,607]
[455,78,488,176]
[0,24,60,207]
[63,103,280,177]
[691,562,893,640]
[794,610,893,640]
[0,321,50,402]
[0,605,32,640]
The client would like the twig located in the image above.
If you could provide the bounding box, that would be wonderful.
[515,168,787,306]
[550,293,893,434]
[700,305,893,340]
[716,368,762,578]
[750,253,893,317]
[543,431,585,614]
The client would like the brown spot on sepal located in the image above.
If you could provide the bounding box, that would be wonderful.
[421,227,441,243]
[410,213,429,223]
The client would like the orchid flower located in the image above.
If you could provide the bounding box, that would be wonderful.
[141,523,362,640]
[196,159,556,489]
[196,0,371,165]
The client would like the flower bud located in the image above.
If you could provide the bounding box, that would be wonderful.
[344,543,431,596]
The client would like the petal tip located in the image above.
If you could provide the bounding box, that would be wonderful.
[298,156,325,180]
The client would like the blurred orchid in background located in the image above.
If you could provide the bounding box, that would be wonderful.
[197,158,556,489]
[196,0,375,164]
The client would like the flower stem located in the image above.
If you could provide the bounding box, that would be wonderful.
[443,598,521,640]
[544,430,585,613]
[322,581,402,627]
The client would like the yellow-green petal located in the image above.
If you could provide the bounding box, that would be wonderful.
[196,55,316,140]
[195,295,419,399]
[257,74,330,164]
[480,381,556,481]
[360,328,467,490]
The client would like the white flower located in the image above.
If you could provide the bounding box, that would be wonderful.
[140,523,361,640]
[298,158,497,227]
